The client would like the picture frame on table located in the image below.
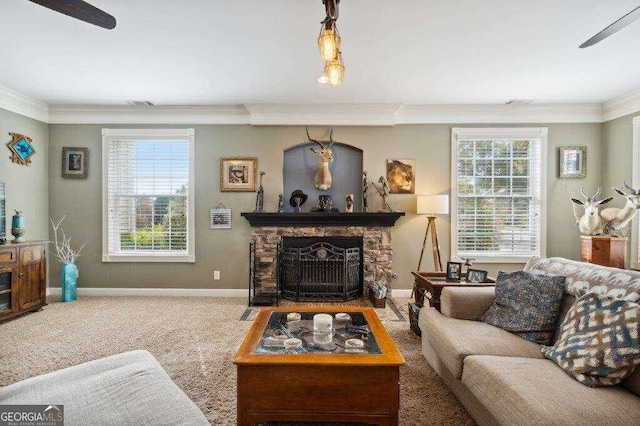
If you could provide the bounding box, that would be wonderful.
[220,157,257,192]
[446,261,462,281]
[62,147,89,179]
[466,268,488,283]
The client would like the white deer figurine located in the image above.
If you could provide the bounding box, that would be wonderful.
[571,186,613,235]
[307,127,335,191]
[601,181,640,236]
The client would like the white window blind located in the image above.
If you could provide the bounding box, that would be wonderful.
[451,128,547,263]
[632,116,640,270]
[102,129,195,263]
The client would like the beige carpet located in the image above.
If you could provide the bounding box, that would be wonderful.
[0,297,474,425]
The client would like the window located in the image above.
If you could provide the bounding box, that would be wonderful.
[633,116,640,270]
[451,128,547,263]
[102,129,195,262]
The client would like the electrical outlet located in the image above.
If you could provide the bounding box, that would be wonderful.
[213,271,220,280]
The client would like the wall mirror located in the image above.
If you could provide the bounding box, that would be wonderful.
[559,146,587,178]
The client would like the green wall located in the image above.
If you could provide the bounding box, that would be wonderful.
[0,109,49,241]
[602,112,640,267]
[47,122,602,290]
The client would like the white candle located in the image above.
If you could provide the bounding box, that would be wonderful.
[313,314,333,334]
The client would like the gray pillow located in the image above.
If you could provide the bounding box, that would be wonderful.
[479,271,566,345]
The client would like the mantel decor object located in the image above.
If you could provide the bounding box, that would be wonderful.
[11,210,25,243]
[289,190,308,213]
[255,171,265,212]
[7,133,36,166]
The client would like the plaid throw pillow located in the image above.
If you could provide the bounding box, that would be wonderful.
[478,271,565,345]
[542,292,640,387]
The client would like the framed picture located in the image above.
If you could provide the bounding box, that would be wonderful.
[210,208,232,229]
[446,261,462,281]
[560,146,586,178]
[62,147,88,179]
[386,159,415,194]
[220,157,257,192]
[466,268,488,283]
[7,133,36,166]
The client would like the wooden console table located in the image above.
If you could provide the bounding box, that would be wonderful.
[411,271,495,312]
[580,236,627,269]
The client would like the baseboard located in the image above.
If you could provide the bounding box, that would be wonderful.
[46,287,412,298]
[46,287,247,297]
[391,289,412,298]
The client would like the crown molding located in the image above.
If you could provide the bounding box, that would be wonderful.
[48,105,250,124]
[245,103,402,126]
[397,103,603,124]
[0,85,49,123]
[603,90,640,122]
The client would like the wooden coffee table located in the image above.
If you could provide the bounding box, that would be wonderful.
[234,307,405,425]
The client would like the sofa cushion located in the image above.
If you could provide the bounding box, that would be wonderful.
[462,355,640,426]
[525,256,640,300]
[419,307,544,379]
[0,350,209,426]
[542,292,640,387]
[478,271,565,345]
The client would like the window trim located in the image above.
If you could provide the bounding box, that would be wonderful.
[450,127,548,263]
[632,116,640,270]
[101,128,196,263]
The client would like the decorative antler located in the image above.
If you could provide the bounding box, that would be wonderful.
[306,127,325,148]
[593,186,602,200]
[580,185,588,200]
[624,180,639,195]
[328,128,335,148]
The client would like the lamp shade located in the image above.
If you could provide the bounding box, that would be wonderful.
[417,194,449,215]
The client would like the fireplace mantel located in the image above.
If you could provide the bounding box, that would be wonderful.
[241,212,405,227]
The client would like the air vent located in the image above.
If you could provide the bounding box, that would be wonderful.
[126,100,154,106]
[505,99,536,105]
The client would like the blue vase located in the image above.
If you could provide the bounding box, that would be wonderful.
[61,263,78,302]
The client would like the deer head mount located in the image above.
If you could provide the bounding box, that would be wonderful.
[571,186,613,235]
[601,181,640,236]
[307,127,336,191]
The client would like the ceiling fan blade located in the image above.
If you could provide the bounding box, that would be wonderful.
[580,6,640,48]
[29,0,116,30]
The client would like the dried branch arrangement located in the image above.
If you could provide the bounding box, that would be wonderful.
[50,216,87,264]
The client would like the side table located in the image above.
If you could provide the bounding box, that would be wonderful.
[411,271,495,312]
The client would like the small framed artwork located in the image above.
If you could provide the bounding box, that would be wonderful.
[62,147,89,179]
[7,133,36,166]
[220,157,257,192]
[446,261,462,281]
[559,146,586,178]
[210,208,232,229]
[466,268,488,283]
[387,159,415,194]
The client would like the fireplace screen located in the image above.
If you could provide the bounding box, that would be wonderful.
[279,238,362,302]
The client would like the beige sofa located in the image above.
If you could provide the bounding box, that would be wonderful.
[418,257,640,426]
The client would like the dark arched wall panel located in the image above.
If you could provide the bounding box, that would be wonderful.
[283,142,363,213]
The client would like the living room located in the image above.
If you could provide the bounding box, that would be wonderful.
[1,1,639,425]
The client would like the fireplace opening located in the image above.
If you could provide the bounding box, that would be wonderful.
[279,237,363,302]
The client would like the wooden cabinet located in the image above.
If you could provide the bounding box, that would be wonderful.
[580,236,627,269]
[0,241,47,321]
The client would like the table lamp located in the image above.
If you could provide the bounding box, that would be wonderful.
[416,194,449,272]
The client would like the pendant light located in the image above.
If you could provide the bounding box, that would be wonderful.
[317,0,345,87]
[324,52,345,87]
[318,19,341,61]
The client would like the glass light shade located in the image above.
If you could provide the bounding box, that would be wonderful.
[324,53,345,87]
[318,26,341,61]
[417,195,449,215]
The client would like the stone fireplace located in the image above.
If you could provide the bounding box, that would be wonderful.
[242,212,404,305]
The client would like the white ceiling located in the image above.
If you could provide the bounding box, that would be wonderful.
[1,0,640,106]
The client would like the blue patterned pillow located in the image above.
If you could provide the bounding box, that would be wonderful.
[542,292,640,387]
[478,271,566,345]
